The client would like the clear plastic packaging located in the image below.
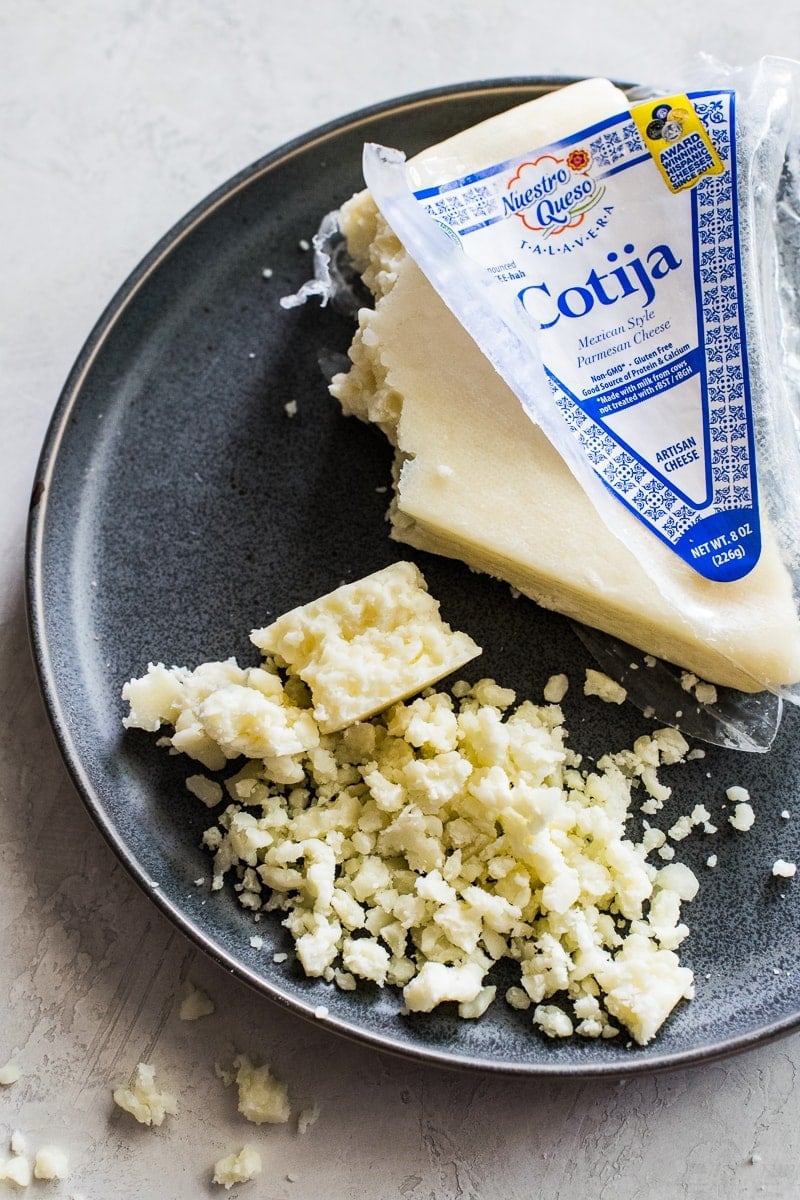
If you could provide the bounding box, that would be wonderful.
[359,59,800,705]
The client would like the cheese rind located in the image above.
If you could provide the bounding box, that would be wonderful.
[330,81,800,694]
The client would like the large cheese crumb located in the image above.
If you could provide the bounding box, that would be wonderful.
[112,1063,177,1126]
[33,1146,69,1181]
[250,562,481,732]
[1,1155,31,1187]
[212,1146,262,1189]
[584,669,627,705]
[224,1055,290,1125]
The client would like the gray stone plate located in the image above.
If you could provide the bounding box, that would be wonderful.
[26,80,800,1076]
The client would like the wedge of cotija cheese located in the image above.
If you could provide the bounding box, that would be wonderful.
[330,79,800,694]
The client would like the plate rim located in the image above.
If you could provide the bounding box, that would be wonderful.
[25,76,800,1078]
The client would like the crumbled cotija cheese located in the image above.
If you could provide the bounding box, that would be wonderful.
[584,669,627,705]
[124,569,702,1046]
[212,1145,262,1189]
[220,1055,291,1125]
[112,1063,177,1126]
[0,1063,20,1087]
[178,984,215,1021]
[1,1154,31,1187]
[33,1146,69,1181]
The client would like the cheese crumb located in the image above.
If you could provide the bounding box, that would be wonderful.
[543,673,569,703]
[186,775,224,808]
[112,1063,177,1126]
[772,860,797,878]
[212,1146,262,1189]
[583,669,626,705]
[0,1063,20,1087]
[729,803,756,832]
[33,1146,69,1181]
[297,1105,320,1134]
[225,1055,290,1125]
[1,1155,31,1187]
[179,984,215,1021]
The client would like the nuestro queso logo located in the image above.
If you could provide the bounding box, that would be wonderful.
[503,147,604,237]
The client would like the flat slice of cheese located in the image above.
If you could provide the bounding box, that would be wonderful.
[250,562,481,732]
[330,80,800,693]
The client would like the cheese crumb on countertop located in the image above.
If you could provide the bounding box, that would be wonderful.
[212,1146,262,1189]
[1,1155,31,1187]
[33,1146,69,1181]
[221,1055,290,1125]
[297,1105,320,1134]
[112,1063,177,1126]
[0,1063,20,1086]
[178,984,215,1021]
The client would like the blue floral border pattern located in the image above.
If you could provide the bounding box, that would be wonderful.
[549,90,749,548]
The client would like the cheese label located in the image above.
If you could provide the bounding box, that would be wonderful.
[630,93,724,192]
[409,90,760,582]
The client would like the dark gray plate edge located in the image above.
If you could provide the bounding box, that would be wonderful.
[24,76,800,1078]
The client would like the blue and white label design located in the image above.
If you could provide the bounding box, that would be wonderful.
[412,91,760,582]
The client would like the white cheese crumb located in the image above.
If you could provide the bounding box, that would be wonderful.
[297,1104,320,1134]
[179,984,215,1021]
[298,238,310,251]
[781,810,791,820]
[583,669,626,705]
[125,568,707,1047]
[273,952,288,964]
[284,400,298,418]
[772,860,797,878]
[10,1131,26,1155]
[726,785,751,805]
[706,855,718,868]
[33,1146,69,1181]
[261,267,273,279]
[224,1055,290,1125]
[533,1005,574,1038]
[112,1062,177,1126]
[543,673,569,704]
[249,935,264,950]
[0,1062,20,1087]
[212,1145,262,1189]
[729,803,756,832]
[186,775,224,808]
[1,1155,31,1187]
[313,1005,329,1020]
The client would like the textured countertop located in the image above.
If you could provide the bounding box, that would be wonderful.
[4,3,800,1196]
